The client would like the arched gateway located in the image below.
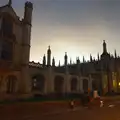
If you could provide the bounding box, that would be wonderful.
[6,75,17,93]
[71,78,78,92]
[83,79,88,93]
[32,74,45,93]
[54,76,64,93]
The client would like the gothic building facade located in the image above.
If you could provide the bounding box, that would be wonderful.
[0,0,120,100]
[0,0,33,100]
[30,40,120,96]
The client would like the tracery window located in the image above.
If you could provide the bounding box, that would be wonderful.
[2,17,13,36]
[0,16,14,61]
[0,40,13,61]
[6,75,17,93]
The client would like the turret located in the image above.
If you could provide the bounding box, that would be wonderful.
[64,52,68,73]
[43,54,46,67]
[98,53,100,61]
[8,0,12,6]
[83,56,85,63]
[64,52,68,66]
[21,1,33,66]
[114,49,117,58]
[52,57,55,67]
[101,40,110,61]
[24,1,33,25]
[90,54,92,62]
[20,1,33,93]
[103,40,107,54]
[59,60,60,67]
[76,57,80,64]
[47,46,51,66]
[70,58,72,65]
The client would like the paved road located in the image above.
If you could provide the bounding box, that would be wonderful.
[1,100,120,120]
[41,102,120,120]
[23,106,120,120]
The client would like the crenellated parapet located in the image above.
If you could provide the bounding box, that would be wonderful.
[29,61,43,68]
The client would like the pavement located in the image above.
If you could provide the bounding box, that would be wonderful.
[22,102,120,120]
[42,101,120,120]
[0,97,120,120]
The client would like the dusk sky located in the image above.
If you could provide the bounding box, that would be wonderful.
[1,0,120,65]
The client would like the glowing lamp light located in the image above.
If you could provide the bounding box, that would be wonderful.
[118,82,120,86]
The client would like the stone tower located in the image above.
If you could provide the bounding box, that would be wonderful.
[20,1,33,93]
[47,46,51,66]
[103,40,107,54]
[64,52,68,66]
[22,1,33,65]
[8,0,12,6]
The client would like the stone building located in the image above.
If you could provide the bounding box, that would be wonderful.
[30,40,120,97]
[0,0,120,100]
[0,0,33,100]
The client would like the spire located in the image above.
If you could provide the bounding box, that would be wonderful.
[103,40,107,53]
[48,45,50,49]
[114,49,117,58]
[98,53,100,60]
[65,52,67,57]
[83,56,85,63]
[64,52,68,66]
[52,57,55,66]
[43,54,46,67]
[70,58,72,65]
[90,54,92,62]
[76,57,78,64]
[47,45,51,53]
[76,57,80,64]
[59,60,60,66]
[8,0,12,6]
[47,45,51,66]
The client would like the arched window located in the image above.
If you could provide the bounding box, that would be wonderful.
[0,40,13,61]
[0,16,14,61]
[83,79,88,93]
[2,17,13,36]
[6,75,17,93]
[54,76,64,93]
[71,78,78,92]
[32,74,45,93]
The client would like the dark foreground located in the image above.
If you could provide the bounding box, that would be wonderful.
[0,99,120,120]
